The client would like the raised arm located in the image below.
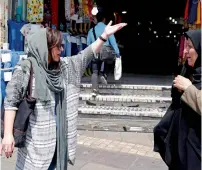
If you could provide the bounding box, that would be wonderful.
[63,21,127,76]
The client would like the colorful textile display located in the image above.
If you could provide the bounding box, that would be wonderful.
[7,20,26,51]
[0,0,8,48]
[51,0,58,28]
[27,0,43,22]
[184,0,201,29]
[44,0,51,27]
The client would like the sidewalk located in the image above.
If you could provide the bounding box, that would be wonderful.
[1,131,167,170]
[69,145,167,170]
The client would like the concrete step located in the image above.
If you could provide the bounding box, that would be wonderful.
[80,100,170,109]
[78,83,171,118]
[79,93,172,103]
[80,83,171,91]
[78,105,166,118]
[80,88,171,97]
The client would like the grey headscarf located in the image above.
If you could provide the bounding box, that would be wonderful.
[26,28,68,170]
[27,28,63,100]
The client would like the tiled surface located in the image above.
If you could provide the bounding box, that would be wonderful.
[1,132,166,170]
[77,135,160,159]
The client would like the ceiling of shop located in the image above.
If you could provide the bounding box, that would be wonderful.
[96,0,186,19]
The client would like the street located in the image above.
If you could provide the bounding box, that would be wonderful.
[1,131,167,170]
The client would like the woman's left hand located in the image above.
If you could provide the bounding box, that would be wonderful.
[173,75,192,91]
[103,21,127,38]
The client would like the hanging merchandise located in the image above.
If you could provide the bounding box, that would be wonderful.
[58,0,66,31]
[0,50,26,106]
[44,0,51,27]
[22,0,27,21]
[71,36,79,55]
[188,0,198,24]
[51,0,58,29]
[7,20,26,51]
[16,0,23,22]
[27,0,44,23]
[77,0,84,34]
[7,0,12,20]
[60,33,87,57]
[0,0,8,49]
[183,0,201,29]
[195,1,201,25]
[65,0,71,21]
[74,0,79,15]
[82,0,90,33]
[61,33,72,57]
[87,0,93,30]
[184,0,190,21]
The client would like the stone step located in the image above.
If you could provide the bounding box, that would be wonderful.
[80,100,170,109]
[78,105,166,118]
[80,88,171,97]
[81,83,171,91]
[79,93,172,103]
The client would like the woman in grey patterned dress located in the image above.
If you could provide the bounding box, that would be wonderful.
[0,21,127,170]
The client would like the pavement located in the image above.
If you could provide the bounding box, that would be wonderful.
[1,131,167,170]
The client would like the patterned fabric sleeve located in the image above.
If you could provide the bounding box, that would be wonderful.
[4,60,31,110]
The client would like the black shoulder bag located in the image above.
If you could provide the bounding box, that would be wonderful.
[93,26,116,62]
[1,60,36,148]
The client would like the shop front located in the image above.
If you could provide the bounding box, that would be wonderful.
[0,0,201,84]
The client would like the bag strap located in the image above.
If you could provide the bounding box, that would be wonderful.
[27,60,33,97]
[93,26,97,41]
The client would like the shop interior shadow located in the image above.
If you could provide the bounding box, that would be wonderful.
[96,0,187,75]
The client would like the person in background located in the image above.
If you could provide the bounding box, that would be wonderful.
[0,21,127,170]
[87,11,120,96]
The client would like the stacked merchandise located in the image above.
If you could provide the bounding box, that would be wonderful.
[61,33,88,57]
[66,0,95,35]
[0,0,8,49]
[0,49,26,106]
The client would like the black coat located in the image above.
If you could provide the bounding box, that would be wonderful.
[153,30,201,170]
